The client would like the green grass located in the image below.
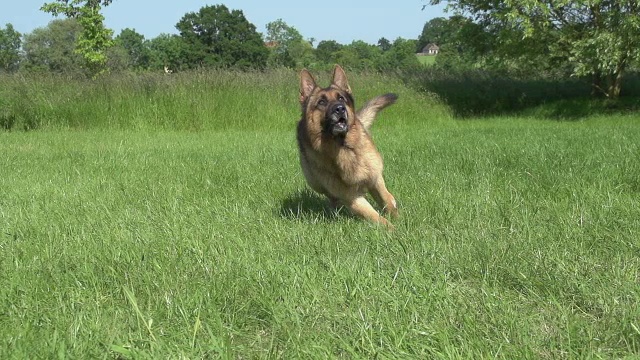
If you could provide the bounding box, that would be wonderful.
[0,69,445,132]
[417,55,437,66]
[1,71,639,358]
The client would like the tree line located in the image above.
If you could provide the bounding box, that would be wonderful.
[2,0,640,100]
[0,3,421,78]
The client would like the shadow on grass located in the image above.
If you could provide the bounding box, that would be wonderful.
[522,98,640,120]
[404,68,640,119]
[279,189,347,222]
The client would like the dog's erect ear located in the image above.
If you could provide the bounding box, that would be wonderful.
[300,69,317,103]
[331,65,352,94]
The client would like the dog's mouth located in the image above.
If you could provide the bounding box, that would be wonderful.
[323,103,349,137]
[331,116,348,136]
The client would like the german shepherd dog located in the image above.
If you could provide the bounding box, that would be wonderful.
[297,65,398,228]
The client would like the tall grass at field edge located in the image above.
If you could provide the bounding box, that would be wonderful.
[0,69,451,131]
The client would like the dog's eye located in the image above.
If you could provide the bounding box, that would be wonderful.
[317,99,327,106]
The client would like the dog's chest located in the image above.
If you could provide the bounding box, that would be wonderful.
[335,145,379,185]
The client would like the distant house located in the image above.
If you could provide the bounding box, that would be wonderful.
[418,43,440,56]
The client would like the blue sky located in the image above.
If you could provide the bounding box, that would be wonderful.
[1,1,447,45]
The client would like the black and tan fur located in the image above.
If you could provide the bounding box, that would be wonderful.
[297,65,398,228]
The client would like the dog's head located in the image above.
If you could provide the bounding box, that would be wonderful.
[299,65,355,137]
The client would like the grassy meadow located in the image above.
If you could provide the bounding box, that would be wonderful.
[1,70,639,358]
[417,54,437,66]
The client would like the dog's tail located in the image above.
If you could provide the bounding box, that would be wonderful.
[356,93,398,131]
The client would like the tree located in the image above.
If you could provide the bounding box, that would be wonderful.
[377,37,392,52]
[332,46,360,70]
[21,19,85,75]
[376,38,421,72]
[41,0,114,77]
[327,41,381,71]
[175,4,268,69]
[105,42,130,72]
[429,0,640,98]
[341,40,381,70]
[423,15,493,71]
[265,19,314,68]
[147,34,188,71]
[315,40,343,65]
[416,17,451,52]
[0,23,21,72]
[114,28,149,70]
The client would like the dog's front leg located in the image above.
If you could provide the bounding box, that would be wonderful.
[347,196,393,229]
[370,177,399,219]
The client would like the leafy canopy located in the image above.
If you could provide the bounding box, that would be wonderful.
[114,28,149,70]
[0,23,21,72]
[265,19,314,68]
[429,0,640,97]
[40,0,114,77]
[21,19,84,75]
[175,4,268,69]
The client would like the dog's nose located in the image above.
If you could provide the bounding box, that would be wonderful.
[333,104,346,115]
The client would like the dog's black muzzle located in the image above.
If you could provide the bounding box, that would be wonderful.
[327,103,348,136]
